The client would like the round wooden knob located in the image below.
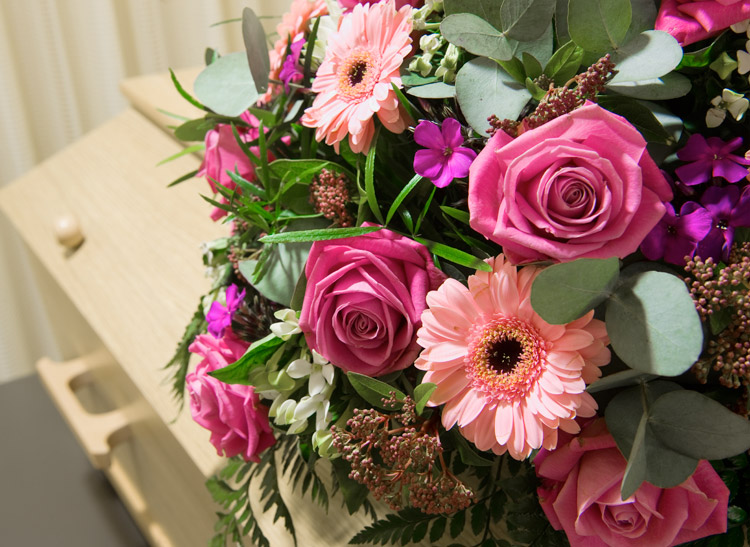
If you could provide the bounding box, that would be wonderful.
[54,214,84,248]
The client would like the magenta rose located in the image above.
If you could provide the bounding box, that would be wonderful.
[534,418,729,547]
[469,102,673,264]
[299,227,446,377]
[198,111,269,221]
[655,0,750,46]
[187,330,276,462]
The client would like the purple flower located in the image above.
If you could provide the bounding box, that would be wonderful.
[206,284,246,338]
[696,185,750,261]
[675,134,750,186]
[279,38,305,93]
[640,201,714,265]
[413,118,477,188]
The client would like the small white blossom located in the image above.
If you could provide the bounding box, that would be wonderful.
[731,19,750,35]
[419,33,443,55]
[286,350,335,396]
[706,89,749,128]
[270,308,301,340]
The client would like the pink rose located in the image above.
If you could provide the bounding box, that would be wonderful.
[469,103,673,264]
[198,112,269,221]
[299,227,446,377]
[534,419,729,547]
[655,0,750,46]
[187,330,276,462]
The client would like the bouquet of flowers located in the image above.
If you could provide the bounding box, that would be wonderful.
[163,0,750,545]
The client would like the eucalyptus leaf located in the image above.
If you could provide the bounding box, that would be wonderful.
[441,14,513,61]
[194,52,259,117]
[530,257,620,324]
[500,0,555,42]
[414,383,437,415]
[554,0,570,44]
[605,381,699,499]
[510,23,554,66]
[456,57,531,134]
[608,72,692,100]
[407,82,457,98]
[347,372,406,409]
[606,271,703,376]
[567,0,631,54]
[610,31,683,84]
[586,369,657,393]
[242,7,270,94]
[649,390,750,460]
[244,218,328,306]
[622,0,658,45]
[443,0,503,29]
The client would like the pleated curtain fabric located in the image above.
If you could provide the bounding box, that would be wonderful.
[0,0,290,384]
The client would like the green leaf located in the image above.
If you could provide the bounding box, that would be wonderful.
[605,381,699,499]
[167,169,200,188]
[544,40,584,85]
[242,7,269,94]
[525,76,546,100]
[169,68,205,111]
[511,23,554,66]
[596,96,672,144]
[439,205,470,225]
[194,52,259,117]
[530,257,620,324]
[156,144,205,166]
[443,0,503,29]
[521,52,543,79]
[567,0,631,54]
[429,518,447,543]
[456,57,531,134]
[270,158,353,186]
[415,237,493,272]
[500,0,556,42]
[610,31,683,84]
[441,14,513,61]
[608,72,691,100]
[226,170,267,200]
[414,383,437,415]
[210,334,285,384]
[347,372,406,410]
[402,73,439,86]
[709,306,732,335]
[447,429,494,466]
[407,82,457,98]
[246,105,276,127]
[471,502,488,536]
[649,390,750,460]
[450,510,466,539]
[174,118,215,142]
[386,175,422,225]
[331,458,370,515]
[260,226,382,244]
[364,131,384,224]
[606,271,704,376]
[497,56,527,84]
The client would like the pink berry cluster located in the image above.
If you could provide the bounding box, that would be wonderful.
[489,55,617,137]
[685,241,750,388]
[309,169,354,227]
[331,394,474,514]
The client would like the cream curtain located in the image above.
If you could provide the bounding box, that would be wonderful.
[0,0,290,384]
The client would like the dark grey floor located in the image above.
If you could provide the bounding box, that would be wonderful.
[0,373,147,546]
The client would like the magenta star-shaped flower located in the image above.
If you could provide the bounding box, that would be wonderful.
[413,118,477,188]
[640,201,713,265]
[206,284,246,339]
[279,38,305,93]
[675,134,750,186]
[696,185,750,261]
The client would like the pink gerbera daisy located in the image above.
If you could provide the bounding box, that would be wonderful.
[415,255,611,460]
[300,0,413,154]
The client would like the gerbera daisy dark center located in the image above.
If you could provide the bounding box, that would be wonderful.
[488,339,523,374]
[348,61,368,86]
[467,315,547,403]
